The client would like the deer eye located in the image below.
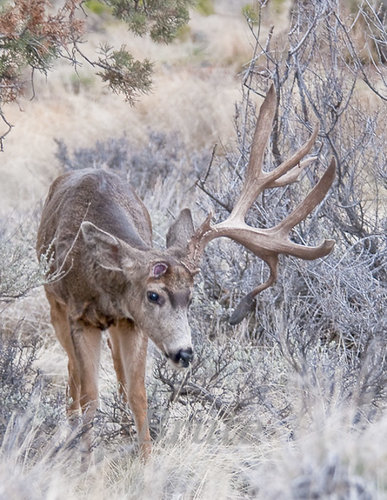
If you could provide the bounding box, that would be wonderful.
[147,291,160,304]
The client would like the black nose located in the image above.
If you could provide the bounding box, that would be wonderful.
[172,348,193,367]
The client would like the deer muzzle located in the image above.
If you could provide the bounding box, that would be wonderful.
[167,347,194,368]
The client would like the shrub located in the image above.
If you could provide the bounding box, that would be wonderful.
[0,215,50,303]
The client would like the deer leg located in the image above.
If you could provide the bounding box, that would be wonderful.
[109,320,151,458]
[70,320,102,453]
[107,336,127,401]
[45,291,81,424]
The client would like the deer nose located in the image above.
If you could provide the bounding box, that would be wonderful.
[172,348,193,368]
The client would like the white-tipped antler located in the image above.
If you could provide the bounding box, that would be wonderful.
[184,84,336,324]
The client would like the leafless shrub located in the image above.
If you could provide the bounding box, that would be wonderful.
[55,130,208,197]
[0,214,53,303]
[0,324,65,451]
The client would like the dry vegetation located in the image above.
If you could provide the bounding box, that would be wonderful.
[0,0,386,499]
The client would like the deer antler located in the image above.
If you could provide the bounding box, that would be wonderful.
[184,84,336,324]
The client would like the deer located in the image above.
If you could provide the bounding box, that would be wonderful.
[36,85,335,458]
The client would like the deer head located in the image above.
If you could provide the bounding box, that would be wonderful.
[79,219,195,368]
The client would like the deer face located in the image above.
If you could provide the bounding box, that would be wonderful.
[81,221,195,368]
[138,261,194,367]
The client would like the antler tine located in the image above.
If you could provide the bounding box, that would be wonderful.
[184,212,213,273]
[230,84,276,222]
[270,156,318,188]
[266,126,319,188]
[275,158,336,239]
[229,255,278,325]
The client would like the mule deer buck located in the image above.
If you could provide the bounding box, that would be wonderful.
[37,85,335,457]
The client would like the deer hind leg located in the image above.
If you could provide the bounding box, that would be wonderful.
[45,291,81,424]
[108,319,151,458]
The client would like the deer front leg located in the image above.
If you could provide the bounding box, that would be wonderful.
[71,320,102,454]
[109,319,151,458]
[45,291,81,424]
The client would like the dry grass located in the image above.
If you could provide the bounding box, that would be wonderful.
[0,340,385,499]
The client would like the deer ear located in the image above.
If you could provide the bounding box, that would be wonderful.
[151,262,168,278]
[166,209,195,255]
[81,221,123,272]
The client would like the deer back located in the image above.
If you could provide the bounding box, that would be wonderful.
[37,169,153,323]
